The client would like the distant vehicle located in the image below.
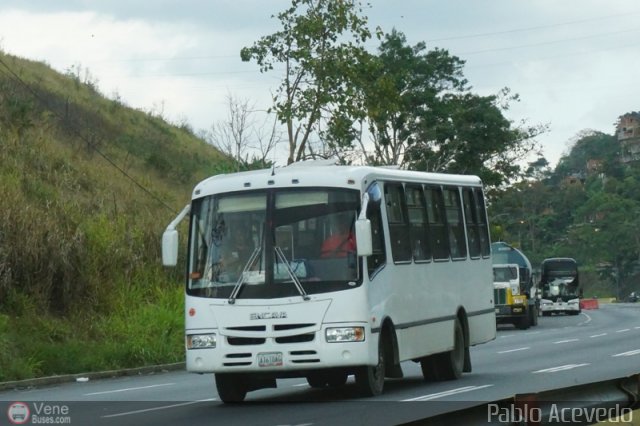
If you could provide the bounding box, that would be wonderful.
[539,258,581,315]
[491,242,538,329]
[162,163,496,402]
[627,292,638,303]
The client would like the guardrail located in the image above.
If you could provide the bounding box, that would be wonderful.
[418,373,640,425]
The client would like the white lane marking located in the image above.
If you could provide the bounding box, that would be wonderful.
[552,339,579,344]
[590,333,607,338]
[497,347,530,354]
[84,383,176,396]
[635,327,640,330]
[499,334,515,339]
[612,349,640,357]
[101,398,216,418]
[292,383,309,387]
[276,424,313,426]
[577,312,591,325]
[616,329,631,333]
[532,363,590,374]
[403,384,493,402]
[523,331,540,336]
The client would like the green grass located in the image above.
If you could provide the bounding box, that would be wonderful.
[0,49,231,381]
[0,281,184,381]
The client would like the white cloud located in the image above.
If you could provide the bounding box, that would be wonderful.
[1,1,638,167]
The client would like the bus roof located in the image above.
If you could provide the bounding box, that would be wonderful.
[541,257,577,265]
[191,162,483,199]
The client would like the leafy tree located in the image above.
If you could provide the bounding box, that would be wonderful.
[563,192,640,297]
[553,130,620,179]
[405,88,545,187]
[240,0,376,164]
[354,29,468,166]
[348,30,545,186]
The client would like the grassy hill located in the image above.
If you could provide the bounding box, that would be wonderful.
[0,50,234,380]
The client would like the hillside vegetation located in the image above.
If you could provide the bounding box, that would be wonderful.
[489,129,640,300]
[0,51,233,381]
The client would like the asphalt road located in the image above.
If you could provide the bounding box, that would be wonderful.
[2,303,639,425]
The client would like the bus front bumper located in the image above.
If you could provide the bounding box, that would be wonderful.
[185,326,375,374]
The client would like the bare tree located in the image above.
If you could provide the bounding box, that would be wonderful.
[249,107,284,167]
[206,92,255,171]
[206,92,282,169]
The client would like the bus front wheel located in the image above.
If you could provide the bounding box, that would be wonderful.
[215,373,247,403]
[355,334,386,396]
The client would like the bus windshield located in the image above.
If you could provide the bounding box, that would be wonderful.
[541,259,579,300]
[187,188,362,299]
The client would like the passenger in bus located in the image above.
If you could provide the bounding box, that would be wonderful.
[219,229,255,280]
[320,220,355,258]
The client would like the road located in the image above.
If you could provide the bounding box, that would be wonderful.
[2,303,639,425]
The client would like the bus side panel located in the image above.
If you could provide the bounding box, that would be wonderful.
[396,321,454,360]
[468,311,496,345]
[367,258,494,362]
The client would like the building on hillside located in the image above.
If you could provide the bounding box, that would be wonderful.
[617,112,640,163]
[561,173,585,188]
[586,159,602,175]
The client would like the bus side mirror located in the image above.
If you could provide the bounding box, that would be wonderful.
[162,229,179,266]
[355,218,373,257]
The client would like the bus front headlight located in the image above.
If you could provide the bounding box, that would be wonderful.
[326,327,365,343]
[186,333,217,349]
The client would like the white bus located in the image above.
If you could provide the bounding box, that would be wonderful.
[162,162,496,402]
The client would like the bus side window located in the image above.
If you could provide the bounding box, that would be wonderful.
[474,188,491,257]
[405,184,431,261]
[384,183,412,263]
[366,183,387,277]
[443,187,467,260]
[462,188,481,258]
[425,186,450,260]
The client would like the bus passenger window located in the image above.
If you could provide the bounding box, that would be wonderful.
[444,188,467,260]
[425,186,449,260]
[366,183,386,277]
[405,184,431,261]
[462,188,481,258]
[384,183,411,263]
[474,188,491,257]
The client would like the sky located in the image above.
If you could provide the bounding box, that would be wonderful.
[0,0,638,167]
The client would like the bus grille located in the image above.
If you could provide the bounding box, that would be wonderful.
[494,288,507,305]
[224,323,318,346]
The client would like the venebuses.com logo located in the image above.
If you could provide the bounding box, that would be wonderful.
[6,401,71,424]
[7,402,30,425]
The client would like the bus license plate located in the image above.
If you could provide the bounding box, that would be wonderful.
[257,352,283,367]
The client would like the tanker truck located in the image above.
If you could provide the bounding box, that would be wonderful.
[491,242,539,329]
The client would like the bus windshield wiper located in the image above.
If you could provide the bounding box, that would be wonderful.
[228,246,262,304]
[274,246,310,301]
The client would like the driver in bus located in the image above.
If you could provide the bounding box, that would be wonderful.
[320,219,355,258]
[218,225,255,280]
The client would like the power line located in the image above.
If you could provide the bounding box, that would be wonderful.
[0,55,177,214]
[457,27,640,56]
[424,11,640,43]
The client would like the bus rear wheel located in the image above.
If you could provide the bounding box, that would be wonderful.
[355,334,386,396]
[421,319,464,381]
[215,373,247,403]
